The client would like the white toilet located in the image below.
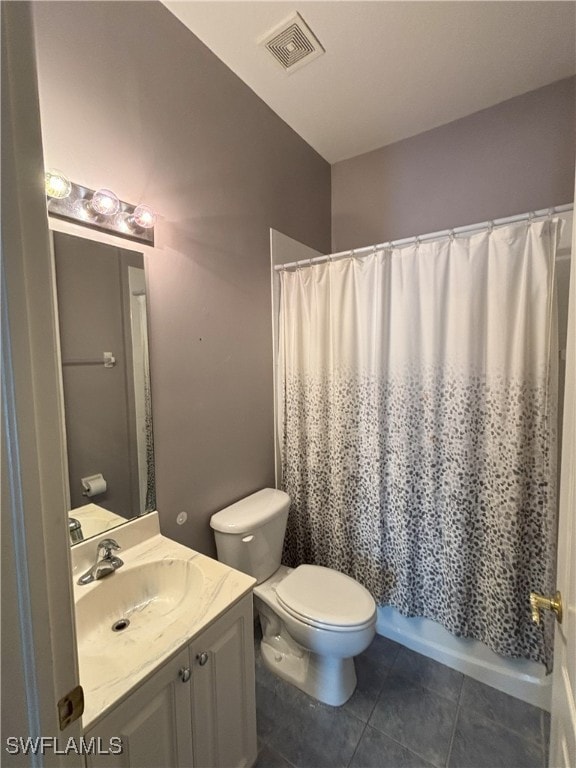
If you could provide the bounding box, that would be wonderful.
[210,488,376,706]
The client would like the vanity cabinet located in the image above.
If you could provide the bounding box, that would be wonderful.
[85,647,193,767]
[85,594,256,768]
[190,594,257,768]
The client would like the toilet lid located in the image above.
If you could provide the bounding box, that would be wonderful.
[276,565,375,629]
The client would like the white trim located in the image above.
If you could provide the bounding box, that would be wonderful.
[549,171,576,768]
[48,232,72,512]
[1,262,42,763]
[48,215,160,261]
[2,5,83,760]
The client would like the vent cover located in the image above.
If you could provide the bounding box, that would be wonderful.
[260,13,325,74]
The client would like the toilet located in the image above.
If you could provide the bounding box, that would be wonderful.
[210,488,376,706]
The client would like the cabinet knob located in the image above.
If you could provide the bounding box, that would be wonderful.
[196,652,209,666]
[179,667,191,683]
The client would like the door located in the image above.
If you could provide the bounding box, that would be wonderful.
[2,4,82,765]
[549,190,576,767]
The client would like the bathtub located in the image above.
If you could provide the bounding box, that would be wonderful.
[376,606,551,711]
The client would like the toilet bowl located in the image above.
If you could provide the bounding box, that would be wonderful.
[255,564,376,705]
[210,489,376,706]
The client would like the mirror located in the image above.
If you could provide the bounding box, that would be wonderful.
[52,231,156,544]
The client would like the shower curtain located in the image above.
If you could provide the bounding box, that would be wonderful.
[278,219,561,667]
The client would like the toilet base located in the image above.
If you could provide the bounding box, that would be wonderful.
[258,614,358,707]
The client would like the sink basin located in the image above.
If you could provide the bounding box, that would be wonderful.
[75,559,204,655]
[71,520,258,729]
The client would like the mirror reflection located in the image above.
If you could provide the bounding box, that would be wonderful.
[52,231,156,544]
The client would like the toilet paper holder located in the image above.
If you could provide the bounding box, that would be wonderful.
[81,473,107,497]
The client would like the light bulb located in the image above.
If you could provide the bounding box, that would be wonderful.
[45,169,71,199]
[132,204,156,229]
[73,199,94,221]
[113,212,132,233]
[91,188,120,216]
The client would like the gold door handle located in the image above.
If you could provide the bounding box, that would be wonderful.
[529,591,563,625]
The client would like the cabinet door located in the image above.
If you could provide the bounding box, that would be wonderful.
[190,595,257,768]
[85,648,194,768]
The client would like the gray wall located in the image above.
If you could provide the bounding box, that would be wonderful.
[332,77,575,251]
[33,1,331,555]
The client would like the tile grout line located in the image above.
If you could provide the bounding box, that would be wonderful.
[346,664,393,768]
[346,720,370,768]
[390,648,467,707]
[540,708,550,768]
[358,680,459,768]
[458,703,551,749]
[540,711,547,768]
[375,728,440,768]
[444,673,465,767]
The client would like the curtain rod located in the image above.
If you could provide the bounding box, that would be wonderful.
[274,203,573,272]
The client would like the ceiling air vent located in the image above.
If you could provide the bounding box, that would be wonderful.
[260,13,325,74]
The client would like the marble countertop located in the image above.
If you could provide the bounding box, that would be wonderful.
[72,513,255,729]
[69,503,126,540]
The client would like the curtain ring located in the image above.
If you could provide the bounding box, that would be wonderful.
[449,230,455,242]
[488,221,494,234]
[548,208,554,219]
[415,237,421,249]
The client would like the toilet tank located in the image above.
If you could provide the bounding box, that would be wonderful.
[210,489,290,584]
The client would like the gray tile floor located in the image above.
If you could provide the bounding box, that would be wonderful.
[254,628,550,768]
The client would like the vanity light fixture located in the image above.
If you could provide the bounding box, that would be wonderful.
[112,211,133,234]
[45,169,72,199]
[45,175,156,246]
[90,188,121,216]
[131,204,156,230]
[73,198,95,222]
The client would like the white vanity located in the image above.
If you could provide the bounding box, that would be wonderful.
[71,513,257,768]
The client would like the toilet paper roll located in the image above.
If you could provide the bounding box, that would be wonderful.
[81,473,107,497]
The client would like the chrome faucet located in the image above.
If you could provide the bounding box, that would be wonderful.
[78,538,123,585]
[68,517,84,544]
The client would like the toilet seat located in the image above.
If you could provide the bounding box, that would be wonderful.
[275,565,375,632]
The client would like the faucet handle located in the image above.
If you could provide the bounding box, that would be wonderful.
[68,517,84,544]
[97,538,121,558]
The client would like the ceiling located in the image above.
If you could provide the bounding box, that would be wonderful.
[163,1,575,164]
